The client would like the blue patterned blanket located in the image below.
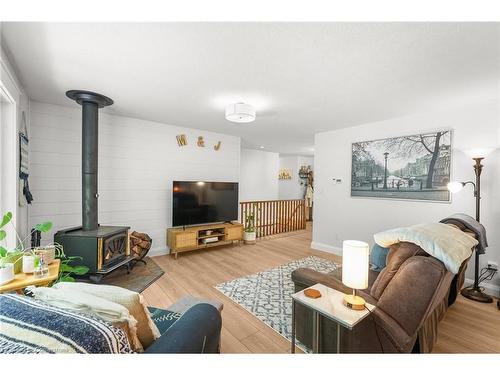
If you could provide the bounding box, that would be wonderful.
[0,294,132,354]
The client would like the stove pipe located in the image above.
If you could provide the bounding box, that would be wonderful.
[66,90,114,231]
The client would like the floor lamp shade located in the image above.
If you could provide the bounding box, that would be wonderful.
[342,240,369,290]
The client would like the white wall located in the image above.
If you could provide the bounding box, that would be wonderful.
[313,98,500,295]
[29,101,240,256]
[278,155,314,200]
[239,148,279,202]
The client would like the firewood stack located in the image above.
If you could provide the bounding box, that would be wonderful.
[130,231,152,260]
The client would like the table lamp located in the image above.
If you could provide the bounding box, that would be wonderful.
[342,240,369,310]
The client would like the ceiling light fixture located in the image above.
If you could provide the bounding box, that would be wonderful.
[225,103,256,123]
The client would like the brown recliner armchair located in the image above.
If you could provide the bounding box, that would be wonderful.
[292,240,470,353]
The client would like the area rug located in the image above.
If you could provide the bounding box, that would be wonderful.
[101,257,165,293]
[214,256,339,351]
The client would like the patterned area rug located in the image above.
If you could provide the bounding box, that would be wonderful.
[214,256,338,350]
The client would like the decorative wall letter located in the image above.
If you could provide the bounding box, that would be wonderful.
[197,136,205,147]
[176,134,187,146]
[214,141,221,151]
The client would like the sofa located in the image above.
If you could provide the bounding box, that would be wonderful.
[291,226,474,353]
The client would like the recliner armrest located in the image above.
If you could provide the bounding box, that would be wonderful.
[144,303,222,354]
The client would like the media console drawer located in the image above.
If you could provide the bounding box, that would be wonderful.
[166,222,243,259]
[175,232,197,248]
[226,226,243,241]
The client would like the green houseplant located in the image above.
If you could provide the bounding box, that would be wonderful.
[0,212,23,279]
[243,204,258,244]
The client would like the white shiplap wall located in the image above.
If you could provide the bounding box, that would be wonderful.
[29,101,240,256]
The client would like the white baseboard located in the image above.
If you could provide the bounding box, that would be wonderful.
[464,278,500,298]
[311,241,342,256]
[147,247,170,257]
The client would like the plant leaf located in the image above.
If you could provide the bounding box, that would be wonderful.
[35,222,53,233]
[71,265,89,275]
[65,256,83,262]
[0,246,7,257]
[59,275,75,282]
[59,263,75,273]
[0,230,5,241]
[0,212,12,229]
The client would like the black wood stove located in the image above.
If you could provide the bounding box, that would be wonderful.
[54,90,133,283]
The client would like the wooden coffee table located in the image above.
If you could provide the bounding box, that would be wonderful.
[0,259,60,294]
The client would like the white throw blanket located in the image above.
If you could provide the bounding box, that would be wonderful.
[374,223,478,274]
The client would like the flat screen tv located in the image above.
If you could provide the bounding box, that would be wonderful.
[172,181,239,227]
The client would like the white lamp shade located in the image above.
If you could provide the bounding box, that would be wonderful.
[342,240,369,290]
[447,181,464,193]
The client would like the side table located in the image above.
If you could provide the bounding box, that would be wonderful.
[0,259,60,294]
[291,283,375,353]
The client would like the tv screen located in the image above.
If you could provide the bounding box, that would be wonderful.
[172,181,239,227]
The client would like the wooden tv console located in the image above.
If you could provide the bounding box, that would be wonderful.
[166,222,243,259]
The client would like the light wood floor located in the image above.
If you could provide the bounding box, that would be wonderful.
[141,225,500,353]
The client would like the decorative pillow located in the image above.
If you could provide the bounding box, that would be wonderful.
[370,243,389,272]
[374,223,477,274]
[28,286,143,352]
[53,282,160,349]
[0,294,132,354]
[148,306,182,335]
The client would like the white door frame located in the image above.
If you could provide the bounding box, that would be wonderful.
[0,82,18,250]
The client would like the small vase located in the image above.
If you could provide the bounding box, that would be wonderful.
[0,264,15,286]
[22,255,39,274]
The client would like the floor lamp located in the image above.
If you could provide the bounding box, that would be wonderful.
[447,156,493,303]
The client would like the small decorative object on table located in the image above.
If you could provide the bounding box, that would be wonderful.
[33,253,49,279]
[0,264,15,286]
[304,288,321,299]
[34,245,56,264]
[22,254,38,274]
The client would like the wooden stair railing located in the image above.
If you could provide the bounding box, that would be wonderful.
[239,199,307,238]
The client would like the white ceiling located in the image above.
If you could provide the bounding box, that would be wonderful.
[1,22,499,155]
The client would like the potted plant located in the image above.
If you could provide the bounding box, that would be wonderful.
[0,212,18,284]
[0,263,14,286]
[0,211,88,284]
[243,204,258,244]
[1,212,51,275]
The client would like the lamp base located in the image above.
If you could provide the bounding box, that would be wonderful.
[343,294,366,310]
[461,286,493,303]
